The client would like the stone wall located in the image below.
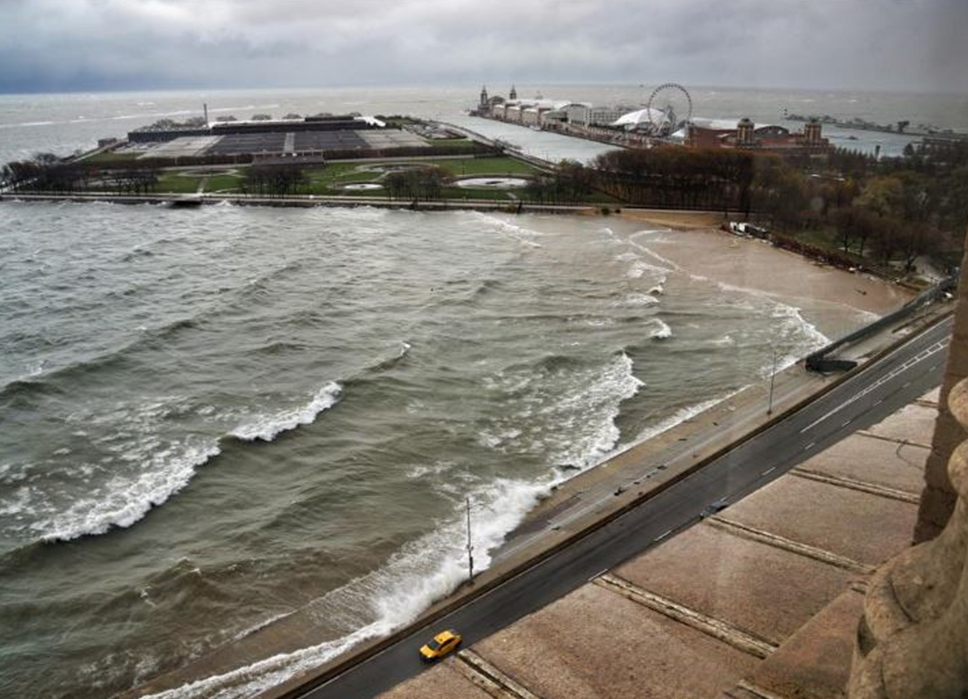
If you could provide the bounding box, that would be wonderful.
[915,231,968,542]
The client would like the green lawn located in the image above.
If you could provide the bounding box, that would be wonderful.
[300,157,542,195]
[438,157,541,177]
[204,173,242,192]
[155,173,201,194]
[88,156,585,201]
[83,151,143,164]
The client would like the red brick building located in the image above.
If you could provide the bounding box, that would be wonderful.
[687,117,830,156]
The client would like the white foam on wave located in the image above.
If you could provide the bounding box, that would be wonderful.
[630,390,743,447]
[140,352,649,698]
[0,486,34,518]
[651,319,673,340]
[773,303,829,354]
[712,334,735,347]
[231,382,342,442]
[505,351,644,470]
[628,231,683,271]
[624,293,659,307]
[141,470,560,699]
[0,121,55,129]
[140,620,385,699]
[37,439,221,542]
[471,212,544,248]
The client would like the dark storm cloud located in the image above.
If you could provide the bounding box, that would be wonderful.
[0,0,965,93]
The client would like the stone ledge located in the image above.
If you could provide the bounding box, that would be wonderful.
[594,573,777,659]
[705,516,874,575]
[792,469,920,504]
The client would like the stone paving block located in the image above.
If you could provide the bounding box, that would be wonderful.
[377,659,492,699]
[862,402,937,447]
[475,583,757,699]
[742,589,863,699]
[796,433,927,494]
[614,523,857,645]
[724,475,916,567]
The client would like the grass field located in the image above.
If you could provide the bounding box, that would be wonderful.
[83,151,144,164]
[155,173,201,194]
[107,155,597,201]
[204,173,242,192]
[299,156,542,195]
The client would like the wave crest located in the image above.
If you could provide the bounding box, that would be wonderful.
[231,382,342,442]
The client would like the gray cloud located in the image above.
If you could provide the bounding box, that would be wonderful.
[0,0,965,93]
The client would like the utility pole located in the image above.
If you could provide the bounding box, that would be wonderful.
[768,345,778,415]
[465,497,475,583]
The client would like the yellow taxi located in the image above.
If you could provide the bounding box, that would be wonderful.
[419,629,462,662]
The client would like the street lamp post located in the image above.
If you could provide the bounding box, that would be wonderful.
[768,345,778,415]
[465,497,475,584]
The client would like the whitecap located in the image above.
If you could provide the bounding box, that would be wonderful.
[231,382,342,442]
[651,319,673,340]
[37,439,222,542]
[138,471,561,699]
[624,293,659,307]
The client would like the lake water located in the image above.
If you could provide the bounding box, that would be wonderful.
[0,84,953,698]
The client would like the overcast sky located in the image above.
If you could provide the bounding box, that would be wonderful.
[0,0,965,94]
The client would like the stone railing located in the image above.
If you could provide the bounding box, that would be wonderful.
[849,377,968,697]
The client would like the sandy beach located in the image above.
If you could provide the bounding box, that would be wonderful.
[504,221,915,534]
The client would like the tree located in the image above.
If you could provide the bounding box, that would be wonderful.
[870,217,902,266]
[897,223,931,272]
[855,176,904,218]
[383,166,450,201]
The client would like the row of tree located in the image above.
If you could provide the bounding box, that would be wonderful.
[592,147,756,212]
[383,166,450,200]
[241,165,308,197]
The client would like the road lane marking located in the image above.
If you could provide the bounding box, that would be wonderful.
[654,529,673,542]
[762,466,777,475]
[798,337,949,434]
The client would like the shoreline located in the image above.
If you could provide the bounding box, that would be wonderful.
[114,216,928,699]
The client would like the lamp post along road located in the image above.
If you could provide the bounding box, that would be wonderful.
[768,345,778,415]
[466,497,475,584]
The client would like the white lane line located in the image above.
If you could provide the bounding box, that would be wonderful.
[762,466,777,476]
[588,568,608,581]
[798,337,949,434]
[803,442,816,452]
[654,529,673,542]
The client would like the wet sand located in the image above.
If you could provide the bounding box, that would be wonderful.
[504,224,914,535]
[634,226,910,316]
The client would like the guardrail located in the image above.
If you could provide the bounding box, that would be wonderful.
[806,273,958,372]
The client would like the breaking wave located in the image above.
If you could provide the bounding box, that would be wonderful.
[651,319,673,340]
[231,382,343,442]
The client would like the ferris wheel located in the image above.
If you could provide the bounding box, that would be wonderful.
[647,83,693,137]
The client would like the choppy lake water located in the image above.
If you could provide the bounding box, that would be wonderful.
[0,84,949,698]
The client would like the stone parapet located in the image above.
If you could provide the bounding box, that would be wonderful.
[849,379,968,698]
[915,238,968,542]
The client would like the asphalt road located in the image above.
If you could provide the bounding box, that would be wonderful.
[295,316,952,699]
